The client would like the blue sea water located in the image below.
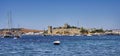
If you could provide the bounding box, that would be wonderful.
[0,35,120,56]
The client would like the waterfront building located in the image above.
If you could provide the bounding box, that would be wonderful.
[112,29,120,35]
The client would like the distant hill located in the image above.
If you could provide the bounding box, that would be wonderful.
[21,28,44,33]
[0,28,44,34]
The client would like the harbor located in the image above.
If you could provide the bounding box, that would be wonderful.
[0,0,120,56]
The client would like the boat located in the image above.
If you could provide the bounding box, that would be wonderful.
[3,31,21,38]
[13,37,17,39]
[14,35,21,39]
[14,35,21,38]
[3,32,14,38]
[3,11,21,38]
[87,34,92,36]
[53,41,60,45]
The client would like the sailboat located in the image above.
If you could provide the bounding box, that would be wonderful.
[3,30,13,38]
[3,11,21,38]
[3,11,13,38]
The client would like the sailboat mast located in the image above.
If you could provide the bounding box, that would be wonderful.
[77,20,79,27]
[7,11,12,31]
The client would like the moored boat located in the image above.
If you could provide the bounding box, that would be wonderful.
[53,41,60,45]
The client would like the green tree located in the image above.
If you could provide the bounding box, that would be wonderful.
[94,28,104,33]
[80,27,88,34]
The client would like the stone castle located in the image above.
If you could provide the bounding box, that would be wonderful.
[48,24,83,35]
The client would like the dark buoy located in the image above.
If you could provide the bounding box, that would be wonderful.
[53,41,60,45]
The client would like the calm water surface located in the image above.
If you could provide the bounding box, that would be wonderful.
[0,35,120,56]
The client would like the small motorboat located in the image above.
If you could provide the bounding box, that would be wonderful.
[53,41,60,45]
[14,35,21,39]
[87,34,92,36]
[14,35,21,38]
[13,37,17,39]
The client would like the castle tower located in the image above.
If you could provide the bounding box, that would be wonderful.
[64,23,69,28]
[48,26,52,34]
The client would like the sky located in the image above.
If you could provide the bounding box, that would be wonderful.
[0,0,120,30]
